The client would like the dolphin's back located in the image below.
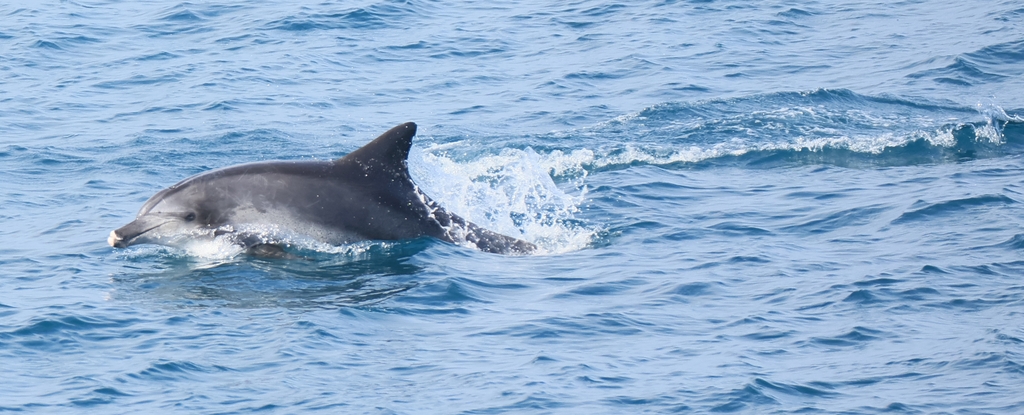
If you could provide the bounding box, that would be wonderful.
[120,122,536,255]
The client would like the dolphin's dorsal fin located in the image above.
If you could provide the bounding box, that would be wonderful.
[337,122,417,177]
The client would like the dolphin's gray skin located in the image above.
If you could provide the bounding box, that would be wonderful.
[108,122,536,256]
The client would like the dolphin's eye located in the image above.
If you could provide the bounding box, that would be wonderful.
[184,213,196,222]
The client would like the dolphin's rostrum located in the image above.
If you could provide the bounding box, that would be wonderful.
[109,122,536,256]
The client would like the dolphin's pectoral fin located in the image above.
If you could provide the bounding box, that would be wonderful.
[247,243,300,259]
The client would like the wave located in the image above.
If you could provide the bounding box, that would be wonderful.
[891,194,1016,225]
[424,89,1021,177]
[578,89,1023,169]
[263,2,433,32]
[110,242,425,309]
[908,39,1024,86]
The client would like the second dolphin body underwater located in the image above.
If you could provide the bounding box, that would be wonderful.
[108,122,537,256]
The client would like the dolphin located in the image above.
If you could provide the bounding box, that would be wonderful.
[108,122,536,256]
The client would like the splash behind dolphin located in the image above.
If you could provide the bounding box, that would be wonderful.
[108,122,536,256]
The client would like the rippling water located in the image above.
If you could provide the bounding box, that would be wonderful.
[3,1,1024,413]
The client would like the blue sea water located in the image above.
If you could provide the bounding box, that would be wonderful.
[2,0,1024,413]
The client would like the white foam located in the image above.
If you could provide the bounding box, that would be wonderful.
[409,145,595,254]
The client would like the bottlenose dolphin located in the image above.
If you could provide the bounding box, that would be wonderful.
[108,122,536,256]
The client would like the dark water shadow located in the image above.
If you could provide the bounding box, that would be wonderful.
[108,240,431,310]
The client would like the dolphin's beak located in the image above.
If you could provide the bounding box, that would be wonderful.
[108,217,166,248]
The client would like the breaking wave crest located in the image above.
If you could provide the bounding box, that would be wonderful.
[438,90,1023,176]
[574,89,1024,169]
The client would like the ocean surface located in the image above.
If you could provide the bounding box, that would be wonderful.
[2,0,1024,413]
